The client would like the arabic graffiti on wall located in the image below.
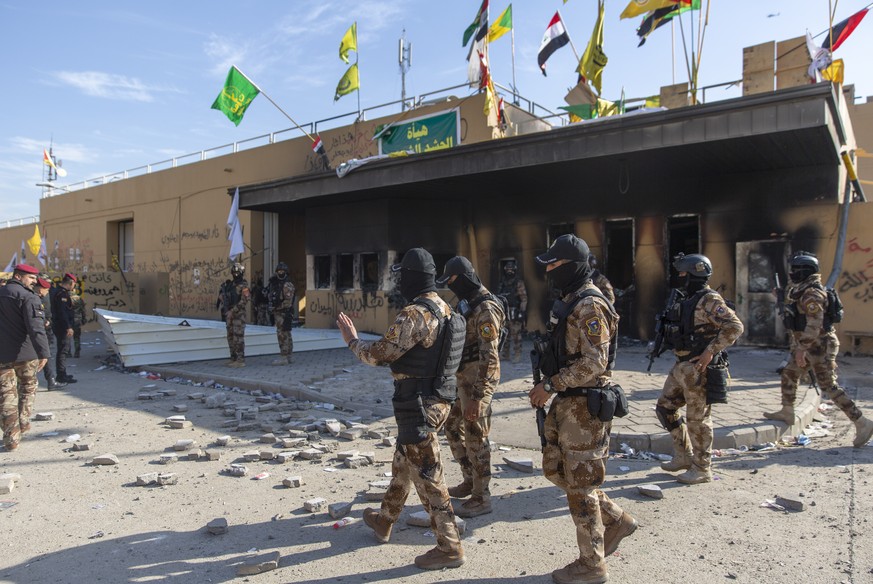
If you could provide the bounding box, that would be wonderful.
[839,237,873,303]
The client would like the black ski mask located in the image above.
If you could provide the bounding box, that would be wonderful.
[399,270,437,302]
[447,273,481,301]
[549,261,593,296]
[680,274,709,294]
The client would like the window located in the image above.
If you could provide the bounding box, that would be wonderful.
[548,222,575,245]
[361,253,379,290]
[118,220,134,271]
[314,255,331,289]
[337,254,354,290]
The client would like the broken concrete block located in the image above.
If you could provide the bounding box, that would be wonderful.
[187,449,203,461]
[215,435,231,446]
[237,551,280,576]
[258,402,277,412]
[365,480,391,501]
[344,456,369,469]
[381,436,397,447]
[259,423,277,434]
[299,448,323,461]
[243,451,261,462]
[260,433,277,444]
[407,511,466,534]
[157,473,178,486]
[325,421,342,436]
[275,451,299,463]
[638,484,664,499]
[774,496,806,512]
[259,450,276,461]
[255,396,272,404]
[207,517,228,535]
[34,412,55,421]
[360,452,376,464]
[157,389,177,397]
[287,430,309,438]
[221,420,238,428]
[304,498,327,513]
[336,450,359,460]
[172,404,188,413]
[91,454,119,466]
[279,437,307,449]
[283,476,303,488]
[502,457,534,473]
[165,415,187,424]
[168,420,193,430]
[339,428,365,441]
[173,439,196,451]
[0,478,15,494]
[235,422,258,432]
[187,392,205,400]
[328,502,353,519]
[136,472,159,486]
[226,464,248,477]
[137,392,158,400]
[203,450,221,461]
[72,442,92,451]
[159,454,178,465]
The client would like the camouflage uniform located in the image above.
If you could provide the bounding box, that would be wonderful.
[656,289,743,475]
[542,282,626,572]
[70,293,86,357]
[778,274,863,421]
[269,277,296,359]
[349,291,462,555]
[445,288,503,503]
[224,278,250,364]
[592,270,616,304]
[497,275,527,362]
[1,361,40,448]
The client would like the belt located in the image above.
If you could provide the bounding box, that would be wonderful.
[559,387,590,398]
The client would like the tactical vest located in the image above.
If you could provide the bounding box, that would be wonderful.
[498,276,521,308]
[268,277,286,307]
[662,288,713,355]
[221,279,241,309]
[457,293,507,366]
[389,297,466,402]
[538,288,618,379]
[783,282,843,332]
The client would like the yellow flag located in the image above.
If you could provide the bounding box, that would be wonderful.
[487,5,513,43]
[335,63,359,101]
[620,0,680,20]
[822,59,844,84]
[577,0,608,95]
[339,23,357,64]
[27,225,42,256]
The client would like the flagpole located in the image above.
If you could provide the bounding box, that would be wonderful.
[558,10,582,62]
[356,53,362,120]
[234,67,318,144]
[671,19,676,85]
[511,11,518,104]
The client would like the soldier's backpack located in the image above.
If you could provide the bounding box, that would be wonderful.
[824,287,844,329]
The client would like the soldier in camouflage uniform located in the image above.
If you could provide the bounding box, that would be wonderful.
[437,256,505,518]
[221,263,250,368]
[764,252,873,447]
[69,290,86,358]
[337,248,465,571]
[0,264,50,451]
[268,262,295,366]
[589,254,615,304]
[497,259,527,363]
[655,253,744,485]
[529,235,636,584]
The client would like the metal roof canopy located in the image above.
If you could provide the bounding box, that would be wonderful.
[239,83,846,213]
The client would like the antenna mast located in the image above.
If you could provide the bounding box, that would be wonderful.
[399,30,412,111]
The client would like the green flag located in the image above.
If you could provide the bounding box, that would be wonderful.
[487,5,512,43]
[211,66,260,126]
[340,23,357,64]
[463,0,488,46]
[559,104,597,121]
[577,0,607,95]
[335,63,359,101]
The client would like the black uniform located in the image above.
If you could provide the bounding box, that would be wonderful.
[51,286,75,382]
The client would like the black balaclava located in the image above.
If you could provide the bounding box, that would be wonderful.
[448,273,482,301]
[550,261,593,296]
[680,274,709,294]
[789,267,816,284]
[400,270,437,302]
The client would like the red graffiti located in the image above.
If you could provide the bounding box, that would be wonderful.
[848,237,872,254]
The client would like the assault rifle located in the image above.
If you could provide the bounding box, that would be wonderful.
[774,273,786,319]
[647,288,681,371]
[530,343,548,451]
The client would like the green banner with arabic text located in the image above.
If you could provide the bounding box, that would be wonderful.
[378,110,459,155]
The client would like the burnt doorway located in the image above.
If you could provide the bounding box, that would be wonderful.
[736,240,789,346]
[606,219,635,335]
[667,215,700,289]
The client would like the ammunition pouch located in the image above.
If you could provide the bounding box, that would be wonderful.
[656,404,684,432]
[584,383,629,422]
[782,304,806,332]
[392,378,453,445]
[705,352,730,405]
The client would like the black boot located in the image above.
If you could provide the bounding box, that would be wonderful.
[60,374,78,384]
[47,378,67,391]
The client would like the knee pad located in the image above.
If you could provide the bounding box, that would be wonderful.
[656,405,684,432]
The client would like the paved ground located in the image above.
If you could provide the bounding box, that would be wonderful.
[148,336,873,455]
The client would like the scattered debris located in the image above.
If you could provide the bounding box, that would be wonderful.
[207,518,228,535]
[502,457,534,473]
[91,454,120,466]
[236,551,280,576]
[638,484,664,499]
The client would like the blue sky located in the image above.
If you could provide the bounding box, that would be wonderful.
[3,0,871,223]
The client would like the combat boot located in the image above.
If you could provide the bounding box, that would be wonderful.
[414,547,465,570]
[853,416,873,448]
[763,405,795,425]
[454,496,492,518]
[363,508,393,543]
[227,360,246,368]
[47,378,67,391]
[677,465,712,485]
[551,559,608,584]
[447,481,473,498]
[271,357,289,366]
[660,450,691,472]
[604,511,638,556]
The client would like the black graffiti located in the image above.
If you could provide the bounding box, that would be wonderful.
[161,225,222,245]
[840,269,871,293]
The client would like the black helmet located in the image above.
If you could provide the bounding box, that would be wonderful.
[673,253,712,278]
[231,262,245,278]
[503,259,517,275]
[436,256,475,285]
[275,261,289,273]
[536,234,590,265]
[789,251,819,283]
[391,248,437,275]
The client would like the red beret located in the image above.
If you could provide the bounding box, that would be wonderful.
[14,263,39,275]
[36,277,51,289]
[64,272,77,282]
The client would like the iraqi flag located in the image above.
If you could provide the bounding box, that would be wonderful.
[822,8,868,52]
[312,135,331,170]
[538,12,570,76]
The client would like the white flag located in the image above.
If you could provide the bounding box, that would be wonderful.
[38,238,48,267]
[229,219,244,260]
[806,30,831,81]
[3,253,17,272]
[227,187,240,229]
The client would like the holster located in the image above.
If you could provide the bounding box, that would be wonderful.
[393,379,440,445]
[585,383,629,422]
